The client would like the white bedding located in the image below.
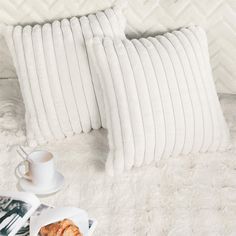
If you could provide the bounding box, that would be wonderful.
[0,79,236,235]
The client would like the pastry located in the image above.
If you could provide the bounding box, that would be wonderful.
[39,219,82,236]
[62,225,82,236]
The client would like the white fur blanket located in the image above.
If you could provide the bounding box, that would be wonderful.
[0,79,236,235]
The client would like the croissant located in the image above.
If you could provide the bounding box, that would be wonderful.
[39,219,82,236]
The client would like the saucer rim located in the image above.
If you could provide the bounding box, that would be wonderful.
[19,171,64,195]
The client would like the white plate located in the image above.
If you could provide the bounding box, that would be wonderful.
[19,171,64,195]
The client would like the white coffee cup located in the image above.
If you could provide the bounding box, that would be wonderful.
[16,150,55,189]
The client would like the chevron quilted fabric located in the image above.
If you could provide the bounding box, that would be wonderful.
[0,0,235,93]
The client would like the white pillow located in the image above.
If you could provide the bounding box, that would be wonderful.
[4,6,126,146]
[92,26,231,176]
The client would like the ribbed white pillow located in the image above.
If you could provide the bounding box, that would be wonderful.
[92,26,231,175]
[4,6,125,146]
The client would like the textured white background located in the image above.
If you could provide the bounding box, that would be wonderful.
[0,0,235,93]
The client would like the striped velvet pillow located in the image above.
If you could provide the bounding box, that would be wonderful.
[4,6,125,146]
[92,26,231,175]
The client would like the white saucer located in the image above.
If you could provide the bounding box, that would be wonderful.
[19,171,65,195]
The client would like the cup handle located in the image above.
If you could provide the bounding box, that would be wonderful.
[15,160,31,181]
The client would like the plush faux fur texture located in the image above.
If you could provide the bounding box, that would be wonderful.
[93,26,231,175]
[0,79,25,151]
[4,6,126,146]
[0,80,236,235]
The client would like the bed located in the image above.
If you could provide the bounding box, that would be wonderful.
[0,78,236,235]
[0,0,236,235]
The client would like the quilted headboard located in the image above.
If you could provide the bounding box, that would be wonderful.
[0,0,235,94]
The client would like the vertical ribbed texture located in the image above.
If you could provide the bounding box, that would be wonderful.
[93,26,231,176]
[4,7,126,145]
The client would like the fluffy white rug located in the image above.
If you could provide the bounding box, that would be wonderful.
[0,79,25,151]
[0,80,236,235]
